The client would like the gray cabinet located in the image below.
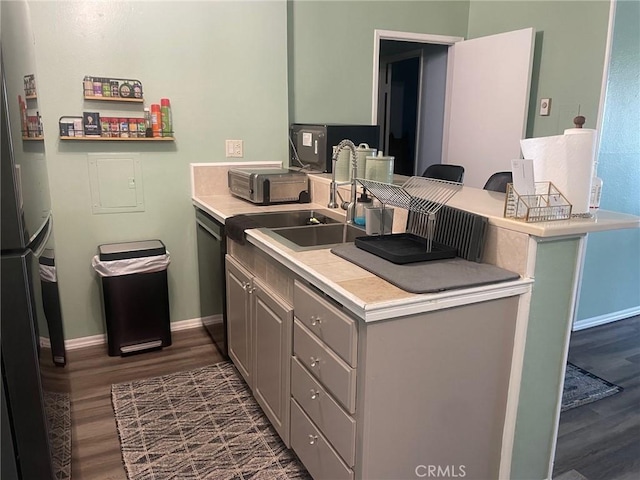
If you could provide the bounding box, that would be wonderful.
[291,280,358,479]
[225,255,252,387]
[253,277,293,446]
[225,254,293,446]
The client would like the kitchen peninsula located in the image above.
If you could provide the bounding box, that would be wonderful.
[191,163,639,480]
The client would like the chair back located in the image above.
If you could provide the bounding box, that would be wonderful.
[483,171,513,193]
[421,164,465,183]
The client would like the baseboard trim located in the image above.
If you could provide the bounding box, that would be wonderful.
[573,306,640,331]
[63,317,211,350]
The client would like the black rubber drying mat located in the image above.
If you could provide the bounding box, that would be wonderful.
[355,233,457,264]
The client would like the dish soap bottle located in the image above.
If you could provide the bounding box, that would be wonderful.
[354,191,372,226]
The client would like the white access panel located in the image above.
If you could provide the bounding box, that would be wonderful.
[88,153,144,214]
[443,28,535,188]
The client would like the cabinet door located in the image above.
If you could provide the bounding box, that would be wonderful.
[252,278,293,447]
[225,256,252,387]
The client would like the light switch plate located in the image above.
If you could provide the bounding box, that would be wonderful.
[540,98,551,116]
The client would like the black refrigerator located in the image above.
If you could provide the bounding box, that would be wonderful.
[1,58,60,479]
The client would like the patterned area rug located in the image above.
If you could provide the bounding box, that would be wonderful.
[43,391,72,480]
[111,362,310,480]
[562,363,623,412]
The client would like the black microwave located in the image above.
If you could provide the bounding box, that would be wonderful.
[289,123,380,173]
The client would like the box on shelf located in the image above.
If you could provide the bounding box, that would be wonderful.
[83,112,101,136]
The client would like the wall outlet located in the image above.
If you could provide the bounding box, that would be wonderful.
[539,98,551,116]
[225,139,243,158]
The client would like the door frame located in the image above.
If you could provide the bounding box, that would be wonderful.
[371,29,464,126]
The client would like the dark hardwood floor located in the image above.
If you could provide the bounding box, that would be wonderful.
[47,327,224,480]
[553,315,640,480]
[44,318,638,480]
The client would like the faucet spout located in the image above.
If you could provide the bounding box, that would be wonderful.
[327,139,358,224]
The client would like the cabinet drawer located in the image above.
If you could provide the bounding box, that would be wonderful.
[294,281,357,367]
[290,399,354,480]
[294,320,356,414]
[291,357,356,467]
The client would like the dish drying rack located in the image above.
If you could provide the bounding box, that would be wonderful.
[356,176,463,261]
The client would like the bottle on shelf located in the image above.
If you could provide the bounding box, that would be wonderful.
[160,98,172,137]
[150,104,161,138]
[144,108,153,137]
[590,163,603,209]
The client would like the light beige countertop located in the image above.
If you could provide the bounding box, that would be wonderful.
[191,163,638,321]
[192,192,531,322]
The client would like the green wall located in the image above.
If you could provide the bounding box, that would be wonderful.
[578,0,640,321]
[511,238,581,480]
[29,0,289,339]
[288,0,470,124]
[467,0,611,138]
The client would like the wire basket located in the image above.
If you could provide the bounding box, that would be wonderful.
[504,182,572,222]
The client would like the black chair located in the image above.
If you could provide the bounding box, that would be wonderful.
[421,164,465,183]
[483,172,513,193]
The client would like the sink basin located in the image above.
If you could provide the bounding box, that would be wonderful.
[266,223,365,250]
[244,209,342,228]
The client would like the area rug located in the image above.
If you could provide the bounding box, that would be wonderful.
[561,363,623,412]
[43,390,72,480]
[111,362,310,480]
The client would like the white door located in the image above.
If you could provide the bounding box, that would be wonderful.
[442,28,535,188]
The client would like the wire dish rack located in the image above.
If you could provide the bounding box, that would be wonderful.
[356,176,462,262]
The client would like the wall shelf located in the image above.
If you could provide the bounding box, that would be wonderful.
[83,95,144,103]
[23,136,44,141]
[59,136,174,141]
[25,95,37,101]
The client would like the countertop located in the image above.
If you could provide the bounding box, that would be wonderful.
[191,166,637,321]
[192,193,531,322]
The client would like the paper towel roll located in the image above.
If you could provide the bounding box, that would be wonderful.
[520,128,596,215]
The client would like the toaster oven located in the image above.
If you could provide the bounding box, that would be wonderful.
[228,168,309,205]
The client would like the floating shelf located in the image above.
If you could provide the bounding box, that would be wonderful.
[23,136,44,141]
[25,95,37,100]
[83,95,144,103]
[60,136,174,141]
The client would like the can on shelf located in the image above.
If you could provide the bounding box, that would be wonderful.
[110,118,120,138]
[101,117,111,137]
[129,118,138,138]
[119,118,129,138]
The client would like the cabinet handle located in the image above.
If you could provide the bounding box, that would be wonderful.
[247,286,256,294]
[310,315,322,326]
[309,357,320,368]
[310,389,320,400]
[308,434,319,445]
[241,282,249,291]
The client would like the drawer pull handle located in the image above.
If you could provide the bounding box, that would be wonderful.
[308,434,319,445]
[310,389,320,400]
[311,315,322,326]
[241,282,249,291]
[309,357,320,368]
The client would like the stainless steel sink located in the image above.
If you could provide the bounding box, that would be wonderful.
[265,223,365,250]
[244,209,342,228]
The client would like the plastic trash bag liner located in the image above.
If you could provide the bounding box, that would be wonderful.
[91,252,171,277]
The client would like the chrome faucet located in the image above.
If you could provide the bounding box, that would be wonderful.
[328,139,358,224]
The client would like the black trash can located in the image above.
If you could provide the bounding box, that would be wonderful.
[93,240,171,356]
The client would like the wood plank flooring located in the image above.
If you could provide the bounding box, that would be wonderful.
[53,327,223,480]
[47,318,638,480]
[553,315,640,480]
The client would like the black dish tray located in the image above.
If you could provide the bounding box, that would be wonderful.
[355,233,457,264]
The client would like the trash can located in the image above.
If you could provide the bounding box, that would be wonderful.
[92,240,171,356]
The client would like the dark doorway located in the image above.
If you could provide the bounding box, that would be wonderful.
[385,57,420,176]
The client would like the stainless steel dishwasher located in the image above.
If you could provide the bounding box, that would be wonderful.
[195,208,227,358]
